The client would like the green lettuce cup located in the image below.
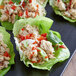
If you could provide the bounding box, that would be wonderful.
[0,0,46,30]
[49,0,76,22]
[0,26,15,76]
[13,16,70,70]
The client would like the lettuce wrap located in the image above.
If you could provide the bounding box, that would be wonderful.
[0,0,46,30]
[0,26,15,76]
[13,16,70,70]
[49,0,76,22]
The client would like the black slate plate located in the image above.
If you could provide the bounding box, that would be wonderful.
[1,3,76,76]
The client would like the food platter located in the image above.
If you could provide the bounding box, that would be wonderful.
[1,3,75,76]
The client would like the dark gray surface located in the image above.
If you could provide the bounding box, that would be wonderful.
[1,3,76,76]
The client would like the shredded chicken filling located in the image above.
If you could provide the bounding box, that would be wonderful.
[0,0,45,23]
[17,24,55,64]
[54,0,76,19]
[0,34,10,70]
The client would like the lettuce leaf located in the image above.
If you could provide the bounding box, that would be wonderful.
[13,16,53,36]
[13,16,70,70]
[49,0,76,22]
[0,26,15,76]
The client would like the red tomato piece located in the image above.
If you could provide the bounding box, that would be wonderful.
[32,52,35,54]
[37,36,44,41]
[37,49,41,52]
[25,35,30,39]
[11,5,16,10]
[57,0,60,2]
[18,11,23,17]
[30,33,34,37]
[5,10,9,14]
[29,0,32,3]
[33,41,37,44]
[41,33,47,37]
[22,1,26,8]
[30,54,33,59]
[37,60,40,63]
[32,47,36,50]
[3,51,10,57]
[59,45,66,49]
[31,61,36,63]
[19,35,25,41]
[34,9,38,17]
[45,56,48,58]
[36,4,39,8]
[25,8,29,18]
[69,0,72,8]
[9,1,13,4]
[21,28,24,31]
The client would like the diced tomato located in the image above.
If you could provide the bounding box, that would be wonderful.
[19,35,25,41]
[18,11,23,17]
[32,52,35,54]
[41,33,47,37]
[37,49,40,52]
[21,28,24,31]
[37,60,40,63]
[22,1,26,8]
[44,37,47,41]
[59,45,66,49]
[25,33,34,39]
[37,36,44,41]
[31,61,36,63]
[19,1,21,4]
[0,5,4,9]
[30,52,35,59]
[36,4,39,8]
[30,54,33,59]
[66,0,72,10]
[25,34,30,39]
[11,5,16,10]
[37,41,41,47]
[69,0,72,9]
[32,47,36,50]
[34,10,38,17]
[5,10,9,14]
[29,0,32,3]
[25,8,29,18]
[3,51,11,57]
[57,0,60,2]
[30,33,34,38]
[9,1,13,4]
[33,41,37,44]
[45,56,48,58]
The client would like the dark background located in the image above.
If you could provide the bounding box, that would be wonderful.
[2,3,76,76]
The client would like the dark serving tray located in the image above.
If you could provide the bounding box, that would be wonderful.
[0,3,76,76]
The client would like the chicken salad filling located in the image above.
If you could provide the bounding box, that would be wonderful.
[54,0,76,19]
[0,0,46,24]
[0,34,11,70]
[37,0,46,5]
[15,24,66,64]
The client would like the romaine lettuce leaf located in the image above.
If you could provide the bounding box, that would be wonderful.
[13,16,70,70]
[0,26,15,75]
[49,0,76,22]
